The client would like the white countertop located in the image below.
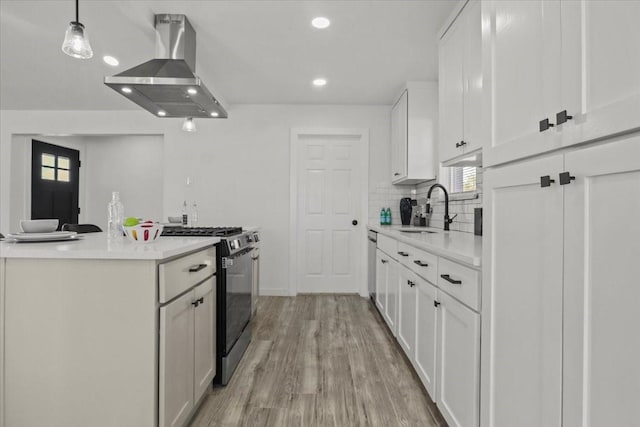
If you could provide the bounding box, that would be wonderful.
[369,224,482,267]
[0,232,220,260]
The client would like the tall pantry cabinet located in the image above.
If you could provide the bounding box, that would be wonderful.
[481,1,640,426]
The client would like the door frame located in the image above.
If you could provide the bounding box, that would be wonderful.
[289,128,369,297]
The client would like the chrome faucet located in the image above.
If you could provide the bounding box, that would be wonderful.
[426,183,456,231]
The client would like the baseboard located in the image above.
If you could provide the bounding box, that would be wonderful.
[259,288,290,296]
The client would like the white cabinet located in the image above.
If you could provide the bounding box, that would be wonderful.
[482,154,564,427]
[414,275,438,399]
[437,291,480,427]
[482,134,640,427]
[160,277,216,427]
[439,0,483,165]
[397,266,417,358]
[375,248,399,336]
[375,250,387,313]
[391,82,438,184]
[160,290,196,427]
[562,135,640,427]
[193,280,216,401]
[482,0,640,167]
[385,257,399,335]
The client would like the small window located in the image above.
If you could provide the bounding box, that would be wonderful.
[42,153,56,167]
[41,167,55,180]
[58,156,70,169]
[57,169,70,182]
[449,166,477,193]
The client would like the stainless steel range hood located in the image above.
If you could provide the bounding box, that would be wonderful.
[104,14,227,119]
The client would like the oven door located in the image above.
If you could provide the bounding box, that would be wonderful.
[224,247,253,354]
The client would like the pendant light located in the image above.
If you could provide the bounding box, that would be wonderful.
[182,117,197,132]
[61,0,93,59]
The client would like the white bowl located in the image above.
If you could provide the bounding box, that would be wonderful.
[124,223,163,243]
[20,219,59,233]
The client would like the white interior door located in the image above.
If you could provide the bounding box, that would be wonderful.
[293,130,366,294]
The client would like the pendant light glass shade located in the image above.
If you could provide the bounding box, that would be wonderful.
[182,117,196,132]
[62,22,93,59]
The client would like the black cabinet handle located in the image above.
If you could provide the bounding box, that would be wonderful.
[192,300,200,307]
[381,259,388,264]
[455,141,467,148]
[397,251,409,257]
[539,118,555,132]
[559,172,576,185]
[394,173,400,176]
[440,274,462,285]
[413,260,429,267]
[556,110,573,125]
[410,281,415,288]
[352,220,358,226]
[198,297,204,304]
[434,301,441,307]
[540,175,555,187]
[189,263,207,272]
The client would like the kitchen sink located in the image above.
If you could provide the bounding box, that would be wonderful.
[399,230,437,234]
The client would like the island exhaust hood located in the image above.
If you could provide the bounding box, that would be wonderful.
[104,14,227,119]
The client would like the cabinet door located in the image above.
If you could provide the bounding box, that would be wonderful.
[159,291,195,427]
[462,0,482,154]
[193,278,216,402]
[437,291,480,427]
[375,250,387,313]
[562,135,640,427]
[397,266,417,359]
[384,258,399,335]
[561,1,640,145]
[439,18,465,163]
[482,0,562,165]
[415,276,438,399]
[391,90,408,182]
[481,154,564,427]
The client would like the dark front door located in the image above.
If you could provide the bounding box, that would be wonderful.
[31,140,80,229]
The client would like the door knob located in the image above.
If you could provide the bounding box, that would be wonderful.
[352,220,358,226]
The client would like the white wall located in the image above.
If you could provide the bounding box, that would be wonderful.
[1,106,391,295]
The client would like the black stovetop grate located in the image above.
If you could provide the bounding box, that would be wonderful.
[161,226,243,237]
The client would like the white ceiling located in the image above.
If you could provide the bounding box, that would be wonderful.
[0,0,456,110]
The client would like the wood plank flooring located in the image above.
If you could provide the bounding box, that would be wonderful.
[190,295,445,427]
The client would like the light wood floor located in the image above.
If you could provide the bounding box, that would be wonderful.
[190,295,445,427]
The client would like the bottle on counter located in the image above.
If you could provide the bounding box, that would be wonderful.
[380,208,386,225]
[181,200,189,226]
[107,191,124,239]
[191,201,198,227]
[387,207,392,225]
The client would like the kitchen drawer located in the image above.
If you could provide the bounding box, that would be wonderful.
[378,234,398,260]
[398,242,438,284]
[437,257,480,311]
[159,247,216,303]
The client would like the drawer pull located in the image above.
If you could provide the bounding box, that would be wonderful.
[413,260,429,267]
[189,263,208,273]
[191,297,205,308]
[441,274,462,285]
[407,280,415,288]
[397,251,409,257]
[381,259,388,264]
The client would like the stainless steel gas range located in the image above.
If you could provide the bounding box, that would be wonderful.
[161,226,259,385]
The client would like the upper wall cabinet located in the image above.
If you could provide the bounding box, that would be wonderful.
[482,0,640,167]
[391,82,438,185]
[439,0,483,166]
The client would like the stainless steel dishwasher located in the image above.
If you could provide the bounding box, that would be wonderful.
[367,230,377,302]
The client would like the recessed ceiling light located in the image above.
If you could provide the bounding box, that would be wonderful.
[210,112,219,117]
[121,87,132,94]
[157,111,167,117]
[187,88,197,95]
[311,17,331,29]
[103,55,119,66]
[312,78,327,87]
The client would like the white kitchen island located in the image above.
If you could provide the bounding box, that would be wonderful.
[0,233,220,427]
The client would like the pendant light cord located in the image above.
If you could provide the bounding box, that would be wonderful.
[75,0,79,23]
